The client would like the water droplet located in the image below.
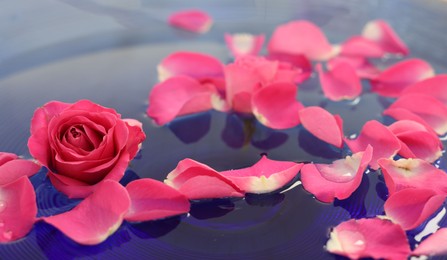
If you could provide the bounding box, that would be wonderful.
[0,201,6,213]
[3,231,12,241]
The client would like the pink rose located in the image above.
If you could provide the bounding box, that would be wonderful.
[28,100,146,198]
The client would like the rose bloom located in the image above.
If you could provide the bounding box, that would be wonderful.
[28,100,146,198]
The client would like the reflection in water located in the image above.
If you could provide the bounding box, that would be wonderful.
[333,174,369,219]
[189,199,236,220]
[168,113,212,144]
[298,128,343,160]
[245,192,285,207]
[128,218,182,239]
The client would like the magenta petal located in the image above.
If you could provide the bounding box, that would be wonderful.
[252,82,303,129]
[341,36,385,58]
[326,218,411,259]
[124,179,190,222]
[0,177,37,242]
[370,59,435,97]
[224,33,265,58]
[345,120,401,170]
[413,228,447,256]
[219,156,302,194]
[384,188,446,230]
[164,159,244,200]
[42,180,130,245]
[299,106,344,148]
[0,158,40,185]
[168,9,212,33]
[317,63,362,101]
[268,20,337,61]
[327,56,380,79]
[157,51,223,82]
[361,20,409,55]
[402,75,447,104]
[301,146,372,203]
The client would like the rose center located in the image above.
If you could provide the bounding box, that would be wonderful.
[65,125,94,151]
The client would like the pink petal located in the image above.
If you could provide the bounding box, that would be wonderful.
[164,159,244,200]
[327,56,380,79]
[385,94,447,135]
[0,152,18,166]
[266,52,312,83]
[383,107,441,136]
[168,9,212,33]
[0,158,40,185]
[402,75,447,104]
[378,158,447,196]
[413,228,447,256]
[157,51,223,82]
[345,120,401,170]
[299,106,344,148]
[147,76,217,125]
[268,20,337,61]
[124,179,190,222]
[224,33,265,58]
[370,59,435,97]
[361,20,409,56]
[42,180,130,245]
[301,146,373,203]
[326,218,411,259]
[0,177,37,242]
[341,36,385,58]
[384,188,446,231]
[252,82,303,129]
[316,62,362,101]
[219,156,303,194]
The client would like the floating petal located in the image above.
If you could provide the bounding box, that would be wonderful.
[402,75,447,104]
[267,52,312,83]
[168,9,212,33]
[224,33,265,57]
[341,36,385,58]
[362,20,409,56]
[413,228,447,256]
[316,63,362,101]
[0,154,40,185]
[328,56,380,79]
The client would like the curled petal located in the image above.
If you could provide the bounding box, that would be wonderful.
[402,75,447,104]
[266,52,312,83]
[268,20,337,61]
[42,180,130,245]
[316,63,362,101]
[361,20,409,56]
[219,156,302,194]
[299,106,344,148]
[370,59,435,97]
[252,82,303,129]
[345,120,401,170]
[326,218,411,259]
[168,9,212,33]
[301,146,372,203]
[384,188,446,231]
[413,228,447,256]
[125,179,190,222]
[224,33,265,58]
[328,56,380,79]
[341,36,385,58]
[0,157,40,185]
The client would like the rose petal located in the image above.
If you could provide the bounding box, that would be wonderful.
[327,56,380,79]
[299,106,344,148]
[316,62,362,101]
[168,9,212,33]
[326,218,411,259]
[147,75,216,125]
[301,146,372,203]
[266,52,312,83]
[219,156,302,194]
[224,33,265,58]
[124,179,190,222]
[0,158,41,185]
[370,59,435,97]
[268,20,337,61]
[378,158,447,196]
[0,176,37,242]
[341,36,385,58]
[157,51,223,82]
[30,101,70,135]
[361,20,409,56]
[42,180,130,245]
[402,75,447,104]
[383,107,442,137]
[345,120,401,170]
[384,188,446,230]
[413,228,447,256]
[252,82,303,129]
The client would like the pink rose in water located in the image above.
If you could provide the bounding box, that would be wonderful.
[28,100,146,198]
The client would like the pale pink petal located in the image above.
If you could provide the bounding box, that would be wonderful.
[124,179,190,222]
[370,59,435,97]
[168,9,212,33]
[252,82,303,129]
[327,56,380,79]
[266,52,312,83]
[42,180,130,245]
[219,156,302,194]
[326,218,411,259]
[157,51,223,82]
[147,75,216,125]
[0,158,40,185]
[362,20,409,55]
[224,33,265,57]
[299,106,344,148]
[341,36,385,58]
[345,120,401,170]
[0,177,37,242]
[378,158,447,195]
[384,188,446,230]
[316,62,362,101]
[402,75,447,104]
[385,94,447,135]
[413,228,447,256]
[301,146,373,203]
[268,20,337,61]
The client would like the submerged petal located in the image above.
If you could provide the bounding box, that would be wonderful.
[413,228,447,256]
[402,75,447,104]
[361,20,409,56]
[316,63,362,101]
[168,9,213,33]
[225,33,265,58]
